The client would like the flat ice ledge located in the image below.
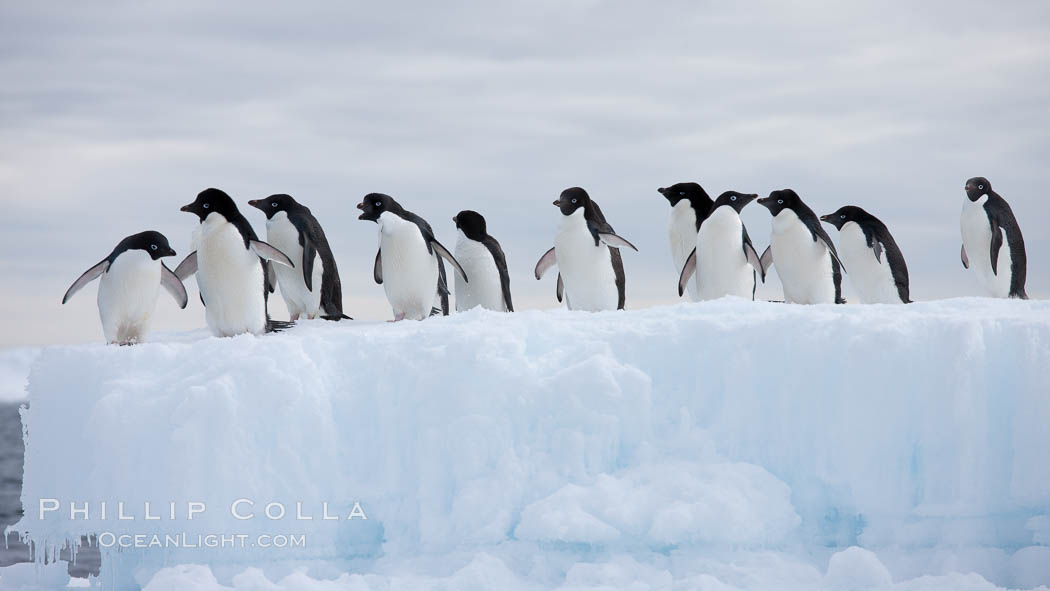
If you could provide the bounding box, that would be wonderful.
[11,298,1050,588]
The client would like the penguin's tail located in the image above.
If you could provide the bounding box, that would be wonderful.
[321,314,353,321]
[266,318,296,333]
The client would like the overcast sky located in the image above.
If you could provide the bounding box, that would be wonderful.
[2,0,1048,346]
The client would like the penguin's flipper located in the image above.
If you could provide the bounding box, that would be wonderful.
[816,235,847,274]
[302,238,317,291]
[535,247,557,279]
[173,251,198,281]
[556,273,564,303]
[872,240,884,264]
[62,259,109,304]
[989,219,1003,275]
[429,239,468,283]
[250,240,295,268]
[960,244,969,269]
[598,232,639,252]
[160,263,188,309]
[759,246,774,276]
[373,250,383,284]
[678,248,697,297]
[742,226,765,283]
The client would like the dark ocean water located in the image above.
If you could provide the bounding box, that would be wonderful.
[0,403,99,577]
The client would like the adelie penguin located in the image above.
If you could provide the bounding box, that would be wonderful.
[357,193,468,321]
[658,183,713,301]
[175,188,296,336]
[247,194,351,320]
[678,191,765,301]
[62,231,188,344]
[757,189,846,304]
[452,210,513,312]
[820,206,911,304]
[960,177,1027,299]
[535,187,638,311]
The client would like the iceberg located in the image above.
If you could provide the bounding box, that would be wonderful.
[5,298,1050,590]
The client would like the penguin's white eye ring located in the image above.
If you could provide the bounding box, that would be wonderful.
[150,244,158,250]
[271,202,277,208]
[679,191,685,196]
[374,201,381,207]
[571,198,577,204]
[203,203,210,209]
[777,199,784,205]
[840,215,846,219]
[730,195,737,201]
[978,184,984,190]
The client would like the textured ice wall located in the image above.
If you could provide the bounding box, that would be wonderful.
[9,298,1050,589]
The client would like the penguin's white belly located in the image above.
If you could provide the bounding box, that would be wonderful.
[266,213,323,319]
[454,234,505,312]
[696,207,754,300]
[555,211,618,312]
[961,198,1011,298]
[668,201,699,301]
[196,215,267,336]
[770,210,835,304]
[838,223,901,304]
[97,250,161,344]
[379,213,438,320]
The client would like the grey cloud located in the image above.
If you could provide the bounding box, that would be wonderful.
[1,0,1048,344]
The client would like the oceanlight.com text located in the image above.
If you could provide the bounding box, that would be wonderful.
[96,532,307,549]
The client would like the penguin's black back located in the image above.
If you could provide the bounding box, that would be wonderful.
[985,192,1028,299]
[854,214,911,303]
[286,205,347,317]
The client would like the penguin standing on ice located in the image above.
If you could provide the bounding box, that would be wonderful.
[247,194,351,320]
[62,231,187,344]
[657,183,713,301]
[756,189,845,304]
[357,193,467,321]
[959,177,1027,299]
[452,210,513,312]
[175,188,296,336]
[534,187,638,311]
[820,206,911,304]
[678,191,765,300]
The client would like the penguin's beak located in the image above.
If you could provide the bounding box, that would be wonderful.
[179,204,192,213]
[247,199,261,209]
[738,193,759,207]
[964,184,974,191]
[552,200,561,207]
[819,214,831,222]
[756,196,772,209]
[657,187,666,195]
[356,203,365,210]
[166,247,177,257]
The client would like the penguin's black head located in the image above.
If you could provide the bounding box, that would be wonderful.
[248,193,301,220]
[657,182,712,211]
[453,210,487,240]
[757,189,801,216]
[712,191,758,213]
[964,177,992,201]
[820,205,870,230]
[357,193,401,222]
[119,231,177,260]
[180,188,239,222]
[554,187,590,216]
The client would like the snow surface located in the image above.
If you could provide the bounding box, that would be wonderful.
[5,298,1050,590]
